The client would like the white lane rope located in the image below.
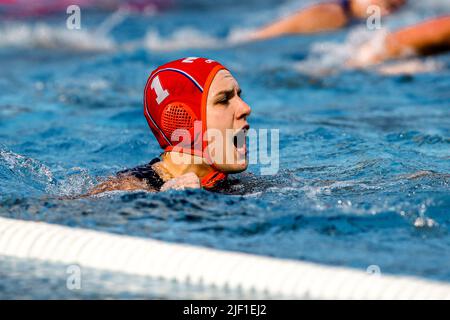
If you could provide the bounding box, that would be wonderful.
[0,216,449,299]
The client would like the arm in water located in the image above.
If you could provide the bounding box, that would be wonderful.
[86,172,201,196]
[386,16,450,58]
[249,2,349,40]
[349,15,450,67]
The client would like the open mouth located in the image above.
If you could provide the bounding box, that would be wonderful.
[233,125,249,157]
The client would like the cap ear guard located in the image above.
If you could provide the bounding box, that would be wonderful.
[161,102,197,143]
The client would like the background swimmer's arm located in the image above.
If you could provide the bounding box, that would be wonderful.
[87,175,157,195]
[348,16,450,68]
[249,3,349,40]
[384,16,450,58]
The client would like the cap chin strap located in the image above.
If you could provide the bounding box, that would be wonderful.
[200,170,227,189]
[163,147,227,189]
[190,150,228,189]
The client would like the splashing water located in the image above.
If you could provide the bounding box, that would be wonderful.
[142,27,221,51]
[0,147,56,195]
[0,23,115,51]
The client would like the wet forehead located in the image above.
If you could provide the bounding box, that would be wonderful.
[209,70,238,96]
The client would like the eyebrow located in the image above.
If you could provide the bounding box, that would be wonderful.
[214,86,242,100]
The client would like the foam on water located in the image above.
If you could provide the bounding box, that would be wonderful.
[0,22,256,52]
[0,146,56,195]
[142,27,220,51]
[0,23,115,51]
[294,27,388,75]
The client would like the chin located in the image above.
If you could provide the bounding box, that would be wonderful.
[214,161,248,174]
[209,128,249,173]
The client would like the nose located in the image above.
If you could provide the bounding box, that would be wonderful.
[235,97,251,121]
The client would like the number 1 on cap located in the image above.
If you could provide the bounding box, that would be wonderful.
[151,75,169,104]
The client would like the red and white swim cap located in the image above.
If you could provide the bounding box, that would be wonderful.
[144,57,227,158]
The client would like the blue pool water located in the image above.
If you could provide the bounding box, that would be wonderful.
[1,0,449,298]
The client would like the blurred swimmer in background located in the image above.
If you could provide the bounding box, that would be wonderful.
[249,0,406,40]
[248,0,449,71]
[0,0,170,18]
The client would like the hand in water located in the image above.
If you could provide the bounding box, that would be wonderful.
[160,172,201,191]
[347,30,392,68]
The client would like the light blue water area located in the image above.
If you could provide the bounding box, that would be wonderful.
[0,256,257,299]
[1,0,450,298]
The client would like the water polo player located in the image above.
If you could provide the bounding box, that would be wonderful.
[88,57,251,194]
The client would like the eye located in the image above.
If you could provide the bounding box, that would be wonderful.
[216,92,233,105]
[217,96,229,105]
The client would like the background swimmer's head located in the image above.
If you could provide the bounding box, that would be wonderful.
[144,58,252,174]
[350,0,406,18]
[206,69,251,173]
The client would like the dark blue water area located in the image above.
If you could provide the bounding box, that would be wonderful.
[1,0,450,294]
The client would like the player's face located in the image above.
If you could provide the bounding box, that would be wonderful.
[206,70,251,173]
